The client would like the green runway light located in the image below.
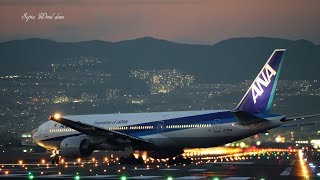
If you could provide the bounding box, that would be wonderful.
[28,172,34,180]
[121,176,127,180]
[212,177,219,180]
[74,175,80,180]
[167,177,173,180]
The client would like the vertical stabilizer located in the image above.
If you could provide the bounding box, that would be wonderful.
[235,49,286,113]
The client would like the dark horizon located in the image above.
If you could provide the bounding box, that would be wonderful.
[1,36,319,46]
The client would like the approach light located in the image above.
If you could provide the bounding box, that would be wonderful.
[53,113,61,120]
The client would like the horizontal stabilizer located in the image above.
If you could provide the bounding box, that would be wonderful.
[282,114,320,122]
[280,114,320,127]
[281,122,320,128]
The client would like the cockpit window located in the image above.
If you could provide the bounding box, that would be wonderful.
[31,128,38,134]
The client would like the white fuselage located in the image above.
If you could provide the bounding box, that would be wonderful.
[33,110,285,152]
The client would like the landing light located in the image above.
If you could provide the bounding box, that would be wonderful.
[53,113,61,120]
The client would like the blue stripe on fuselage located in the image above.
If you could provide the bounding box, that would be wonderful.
[41,111,281,142]
[121,112,281,137]
[122,111,234,136]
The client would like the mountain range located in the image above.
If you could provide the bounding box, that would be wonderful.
[1,37,319,82]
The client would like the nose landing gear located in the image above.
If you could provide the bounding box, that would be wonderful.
[50,149,61,165]
[119,154,144,165]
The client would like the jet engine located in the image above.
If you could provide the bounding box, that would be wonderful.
[60,135,94,158]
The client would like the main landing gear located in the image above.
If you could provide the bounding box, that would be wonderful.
[119,154,144,165]
[50,150,61,165]
[168,155,192,165]
[51,156,61,165]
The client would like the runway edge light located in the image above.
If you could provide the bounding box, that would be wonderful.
[74,175,80,180]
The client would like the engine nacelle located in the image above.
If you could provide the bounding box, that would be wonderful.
[60,135,93,158]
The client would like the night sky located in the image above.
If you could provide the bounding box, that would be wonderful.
[1,0,320,44]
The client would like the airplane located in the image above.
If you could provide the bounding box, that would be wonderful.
[32,49,320,164]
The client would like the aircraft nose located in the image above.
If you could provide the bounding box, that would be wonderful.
[32,128,39,141]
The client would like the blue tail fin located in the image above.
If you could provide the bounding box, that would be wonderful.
[235,49,286,113]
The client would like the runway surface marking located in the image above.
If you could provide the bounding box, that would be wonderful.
[0,174,26,177]
[159,168,180,171]
[41,174,74,177]
[80,175,118,179]
[210,162,254,165]
[127,176,162,179]
[188,168,207,171]
[222,177,251,180]
[175,176,207,179]
[280,167,293,176]
[133,168,152,170]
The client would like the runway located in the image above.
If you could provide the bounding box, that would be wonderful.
[0,148,318,179]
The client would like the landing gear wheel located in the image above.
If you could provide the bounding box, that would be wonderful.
[51,156,61,165]
[168,155,191,165]
[50,149,61,165]
[119,154,144,165]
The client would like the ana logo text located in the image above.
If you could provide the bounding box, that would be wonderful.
[251,64,276,104]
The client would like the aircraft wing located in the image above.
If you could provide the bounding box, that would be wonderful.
[280,114,320,127]
[49,115,152,146]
